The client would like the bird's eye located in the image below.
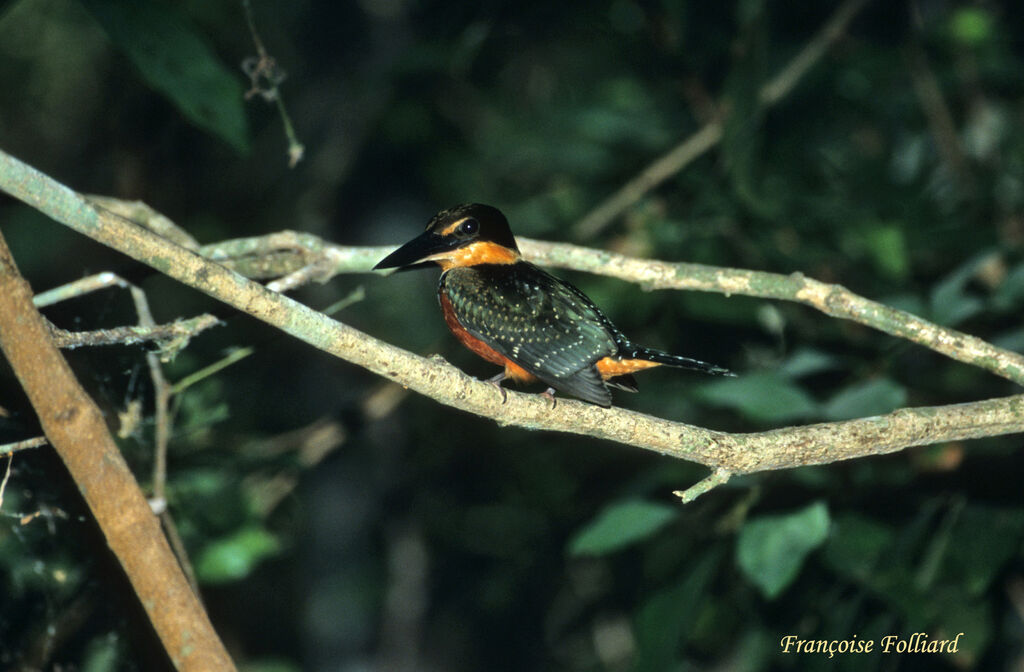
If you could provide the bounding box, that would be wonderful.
[459,218,479,235]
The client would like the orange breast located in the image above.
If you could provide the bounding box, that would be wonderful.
[439,292,537,383]
[595,357,661,379]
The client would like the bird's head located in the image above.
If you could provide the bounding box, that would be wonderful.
[373,203,521,271]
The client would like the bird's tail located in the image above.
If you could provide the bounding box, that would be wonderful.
[623,345,735,377]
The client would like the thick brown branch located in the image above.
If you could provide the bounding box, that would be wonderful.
[0,230,235,670]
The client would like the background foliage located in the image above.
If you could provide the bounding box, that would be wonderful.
[1,0,1024,670]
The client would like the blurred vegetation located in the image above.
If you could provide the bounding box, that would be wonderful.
[1,0,1024,670]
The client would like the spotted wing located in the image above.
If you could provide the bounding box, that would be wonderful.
[440,262,618,406]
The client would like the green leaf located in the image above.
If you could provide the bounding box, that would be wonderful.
[944,505,1024,596]
[933,597,989,665]
[932,293,984,327]
[197,526,280,584]
[949,7,994,47]
[737,501,830,599]
[992,262,1024,311]
[694,372,818,423]
[929,254,989,326]
[823,513,895,582]
[569,499,677,557]
[632,548,723,672]
[81,0,249,152]
[821,379,907,421]
[864,225,908,278]
[82,634,121,672]
[777,348,842,379]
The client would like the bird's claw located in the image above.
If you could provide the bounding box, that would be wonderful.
[486,373,509,404]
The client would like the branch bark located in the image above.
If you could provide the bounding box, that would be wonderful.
[1,148,1022,480]
[189,231,1024,387]
[516,239,1024,386]
[0,230,235,670]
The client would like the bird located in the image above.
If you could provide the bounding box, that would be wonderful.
[373,203,733,407]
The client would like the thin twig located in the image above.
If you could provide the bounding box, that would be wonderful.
[674,468,732,504]
[907,44,974,190]
[160,511,202,599]
[572,0,869,239]
[85,196,200,249]
[0,436,49,456]
[321,286,366,315]
[46,314,220,351]
[33,272,220,356]
[33,272,130,307]
[129,286,170,505]
[241,0,304,167]
[127,286,203,596]
[0,454,13,510]
[245,418,348,516]
[758,0,868,106]
[169,347,255,396]
[573,122,724,241]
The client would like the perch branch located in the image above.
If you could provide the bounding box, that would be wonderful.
[1,149,1022,478]
[0,229,235,670]
[187,230,1024,387]
[516,239,1024,386]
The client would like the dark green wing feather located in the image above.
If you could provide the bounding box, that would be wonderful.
[440,262,619,406]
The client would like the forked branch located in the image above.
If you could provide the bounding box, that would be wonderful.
[0,230,235,670]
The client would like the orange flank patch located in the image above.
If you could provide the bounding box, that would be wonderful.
[595,357,661,380]
[500,358,535,382]
[434,241,520,270]
[439,293,537,383]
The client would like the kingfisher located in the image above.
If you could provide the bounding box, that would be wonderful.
[373,204,733,407]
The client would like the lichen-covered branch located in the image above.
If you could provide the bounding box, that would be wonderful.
[44,313,220,351]
[516,239,1024,387]
[1,148,1022,479]
[187,229,1024,388]
[0,436,48,456]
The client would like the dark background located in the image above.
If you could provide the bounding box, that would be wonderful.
[1,0,1023,670]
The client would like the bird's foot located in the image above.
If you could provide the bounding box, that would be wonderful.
[540,387,558,409]
[486,372,509,404]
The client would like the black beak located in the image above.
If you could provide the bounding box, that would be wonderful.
[373,231,456,270]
